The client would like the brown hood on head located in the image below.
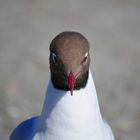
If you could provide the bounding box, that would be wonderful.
[49,31,90,93]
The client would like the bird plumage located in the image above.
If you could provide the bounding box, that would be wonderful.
[10,31,115,140]
[10,70,114,140]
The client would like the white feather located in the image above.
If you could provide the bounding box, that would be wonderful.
[10,70,115,140]
[33,70,115,140]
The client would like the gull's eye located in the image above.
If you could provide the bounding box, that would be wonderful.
[82,52,88,63]
[51,53,57,63]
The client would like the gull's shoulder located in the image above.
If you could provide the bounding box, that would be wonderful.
[10,116,39,140]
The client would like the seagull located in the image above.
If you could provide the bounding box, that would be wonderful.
[10,31,115,140]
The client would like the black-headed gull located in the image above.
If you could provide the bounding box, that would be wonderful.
[10,31,115,140]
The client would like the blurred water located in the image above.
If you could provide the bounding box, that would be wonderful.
[0,0,140,140]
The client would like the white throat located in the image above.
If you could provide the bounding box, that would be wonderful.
[34,70,104,140]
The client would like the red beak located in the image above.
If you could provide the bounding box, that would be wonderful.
[68,71,75,96]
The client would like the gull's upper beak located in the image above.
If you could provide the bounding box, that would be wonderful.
[68,71,75,96]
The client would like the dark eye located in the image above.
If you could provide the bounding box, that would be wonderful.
[51,53,57,63]
[82,52,88,63]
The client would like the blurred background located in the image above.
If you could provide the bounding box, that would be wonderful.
[0,0,140,140]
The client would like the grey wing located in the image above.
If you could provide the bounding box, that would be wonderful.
[9,116,39,140]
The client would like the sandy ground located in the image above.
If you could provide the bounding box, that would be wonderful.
[0,0,140,140]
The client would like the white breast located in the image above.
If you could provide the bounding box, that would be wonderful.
[33,70,114,140]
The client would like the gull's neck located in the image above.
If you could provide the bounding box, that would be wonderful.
[35,70,104,140]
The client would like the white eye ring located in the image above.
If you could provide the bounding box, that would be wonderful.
[82,52,88,63]
[52,53,57,63]
[84,52,88,58]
